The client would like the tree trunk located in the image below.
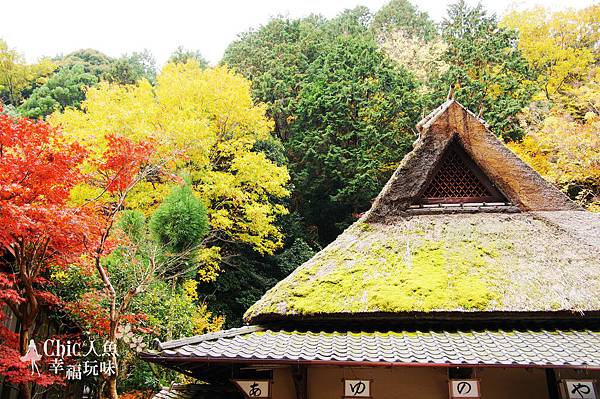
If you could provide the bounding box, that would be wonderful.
[103,345,119,399]
[18,323,29,355]
[105,316,119,399]
[106,375,118,399]
[18,383,31,399]
[18,312,33,399]
[18,327,32,399]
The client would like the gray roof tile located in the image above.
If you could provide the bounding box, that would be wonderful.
[152,384,238,399]
[143,327,600,368]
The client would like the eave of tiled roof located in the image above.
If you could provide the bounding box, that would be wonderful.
[151,383,239,399]
[152,385,195,399]
[157,325,264,350]
[142,327,600,370]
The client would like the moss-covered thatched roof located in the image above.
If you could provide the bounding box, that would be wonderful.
[245,211,600,323]
[244,100,597,324]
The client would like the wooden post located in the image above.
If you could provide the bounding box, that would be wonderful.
[292,365,308,399]
[545,369,560,399]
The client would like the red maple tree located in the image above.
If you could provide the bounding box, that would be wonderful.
[87,134,156,399]
[1,110,159,399]
[0,111,96,398]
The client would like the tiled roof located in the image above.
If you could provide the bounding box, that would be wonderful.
[152,384,239,399]
[157,325,263,350]
[143,327,600,368]
[153,385,195,399]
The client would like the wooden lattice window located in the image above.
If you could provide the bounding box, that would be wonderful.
[419,140,506,204]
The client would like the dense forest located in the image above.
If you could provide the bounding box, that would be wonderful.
[0,0,598,397]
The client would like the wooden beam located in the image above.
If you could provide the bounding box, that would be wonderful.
[292,365,308,399]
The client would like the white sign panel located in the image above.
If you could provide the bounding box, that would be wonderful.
[344,379,371,397]
[563,380,597,399]
[450,380,480,398]
[233,380,271,398]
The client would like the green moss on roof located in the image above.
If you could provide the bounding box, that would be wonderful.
[283,239,500,315]
[244,212,600,323]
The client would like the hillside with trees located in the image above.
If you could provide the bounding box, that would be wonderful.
[1,1,598,397]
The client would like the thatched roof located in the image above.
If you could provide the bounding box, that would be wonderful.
[365,100,578,222]
[245,211,600,323]
[244,100,598,324]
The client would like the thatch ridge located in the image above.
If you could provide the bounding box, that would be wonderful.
[365,100,578,222]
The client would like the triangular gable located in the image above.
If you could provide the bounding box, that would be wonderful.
[364,100,578,222]
[417,137,507,204]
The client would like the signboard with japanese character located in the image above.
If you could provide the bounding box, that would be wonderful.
[561,380,597,399]
[344,379,371,397]
[449,380,480,398]
[233,380,271,398]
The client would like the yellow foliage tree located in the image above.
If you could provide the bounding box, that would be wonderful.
[51,61,290,256]
[182,279,225,334]
[504,5,600,211]
[502,5,599,106]
[509,107,600,211]
[378,29,449,93]
[0,39,57,106]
